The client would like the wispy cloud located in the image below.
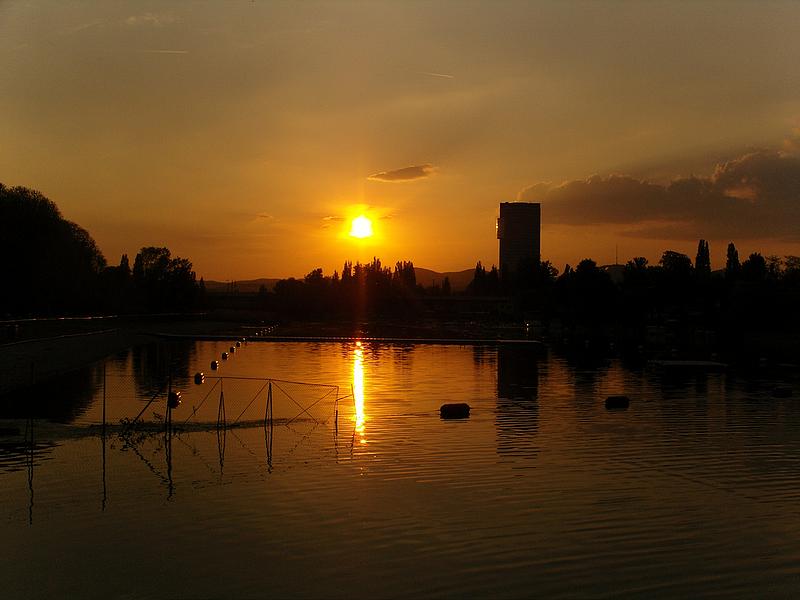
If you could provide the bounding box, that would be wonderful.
[368,164,435,182]
[139,50,189,55]
[421,71,455,79]
[64,20,105,35]
[321,215,345,229]
[126,13,178,27]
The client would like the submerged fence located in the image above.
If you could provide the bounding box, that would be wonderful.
[127,376,342,430]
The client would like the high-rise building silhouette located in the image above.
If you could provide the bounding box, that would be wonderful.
[497,202,540,275]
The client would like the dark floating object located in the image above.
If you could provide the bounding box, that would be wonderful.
[211,360,219,370]
[167,391,182,409]
[229,346,236,353]
[772,386,792,398]
[235,341,241,348]
[440,403,470,419]
[605,395,630,410]
[194,372,205,385]
[222,352,228,360]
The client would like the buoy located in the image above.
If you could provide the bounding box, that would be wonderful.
[222,352,228,360]
[235,341,241,348]
[229,346,236,353]
[194,372,205,385]
[440,403,470,419]
[605,395,630,410]
[772,386,792,398]
[211,360,219,370]
[168,391,182,409]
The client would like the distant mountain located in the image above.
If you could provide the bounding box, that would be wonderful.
[205,268,475,294]
[413,267,474,292]
[204,278,280,294]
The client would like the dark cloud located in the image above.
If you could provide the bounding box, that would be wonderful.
[518,150,800,241]
[368,164,435,182]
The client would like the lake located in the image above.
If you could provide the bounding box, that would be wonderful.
[2,339,800,598]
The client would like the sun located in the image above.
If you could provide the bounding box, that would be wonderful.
[349,215,373,238]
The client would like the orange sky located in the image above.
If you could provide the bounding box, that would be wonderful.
[2,1,800,280]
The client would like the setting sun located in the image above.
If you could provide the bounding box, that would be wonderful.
[349,215,373,238]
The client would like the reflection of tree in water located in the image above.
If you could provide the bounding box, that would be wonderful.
[130,341,197,397]
[0,438,57,474]
[0,364,102,423]
[472,345,496,368]
[495,346,542,460]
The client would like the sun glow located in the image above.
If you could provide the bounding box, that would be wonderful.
[349,215,373,238]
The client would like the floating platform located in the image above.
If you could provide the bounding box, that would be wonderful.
[650,360,728,370]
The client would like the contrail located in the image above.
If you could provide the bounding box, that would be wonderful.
[421,71,454,79]
[140,49,189,54]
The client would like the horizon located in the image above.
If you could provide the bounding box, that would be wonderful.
[2,1,800,279]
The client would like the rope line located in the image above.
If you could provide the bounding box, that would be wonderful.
[181,378,220,426]
[232,380,270,426]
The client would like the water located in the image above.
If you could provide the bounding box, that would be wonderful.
[2,340,800,598]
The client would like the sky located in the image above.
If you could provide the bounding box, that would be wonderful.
[2,0,800,280]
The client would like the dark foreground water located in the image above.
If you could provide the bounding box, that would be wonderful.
[2,340,800,598]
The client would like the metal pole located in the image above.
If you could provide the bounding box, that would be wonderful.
[217,381,226,429]
[102,360,107,511]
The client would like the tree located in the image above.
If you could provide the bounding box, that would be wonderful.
[765,255,782,280]
[726,242,740,279]
[132,246,198,310]
[741,252,767,282]
[469,261,487,295]
[623,257,649,287]
[695,239,711,277]
[660,251,693,275]
[119,254,131,277]
[0,183,106,315]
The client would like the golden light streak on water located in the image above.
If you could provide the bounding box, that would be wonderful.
[353,341,366,442]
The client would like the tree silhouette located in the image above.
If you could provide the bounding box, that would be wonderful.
[132,246,198,311]
[726,242,740,279]
[695,239,711,277]
[1,183,106,315]
[741,252,767,282]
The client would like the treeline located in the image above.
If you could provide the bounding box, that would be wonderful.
[0,184,201,317]
[260,258,421,317]
[252,237,800,343]
[496,240,800,346]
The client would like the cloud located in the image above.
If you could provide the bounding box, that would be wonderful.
[368,164,435,182]
[126,13,178,27]
[321,215,345,229]
[65,20,105,35]
[420,71,455,79]
[518,149,800,241]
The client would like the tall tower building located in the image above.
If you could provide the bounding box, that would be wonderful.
[497,202,541,275]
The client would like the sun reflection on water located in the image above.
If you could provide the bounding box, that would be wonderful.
[353,341,366,441]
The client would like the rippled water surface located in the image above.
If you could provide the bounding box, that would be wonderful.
[2,340,800,598]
